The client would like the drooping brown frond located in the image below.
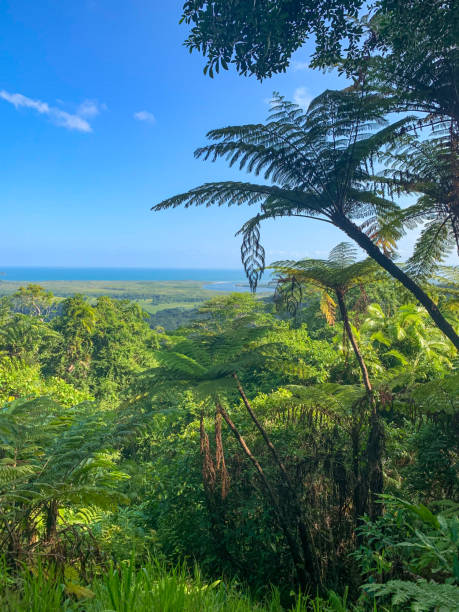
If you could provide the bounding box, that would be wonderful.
[274,275,303,315]
[215,410,229,500]
[200,411,216,493]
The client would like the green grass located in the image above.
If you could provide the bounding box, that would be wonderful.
[0,559,356,611]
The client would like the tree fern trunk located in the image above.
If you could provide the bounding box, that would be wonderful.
[335,289,372,394]
[217,403,311,591]
[46,500,58,541]
[334,214,459,350]
[233,374,321,586]
[333,288,385,518]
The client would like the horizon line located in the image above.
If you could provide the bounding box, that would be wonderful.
[0,266,247,271]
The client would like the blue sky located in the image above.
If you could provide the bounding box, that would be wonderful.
[0,1,427,268]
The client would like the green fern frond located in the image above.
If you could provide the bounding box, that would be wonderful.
[364,579,459,611]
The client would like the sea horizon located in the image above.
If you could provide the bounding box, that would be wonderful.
[0,267,273,284]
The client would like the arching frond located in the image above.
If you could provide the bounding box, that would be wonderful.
[328,242,358,266]
[154,350,208,379]
[379,134,459,268]
[153,89,409,291]
[272,243,379,296]
[153,181,327,216]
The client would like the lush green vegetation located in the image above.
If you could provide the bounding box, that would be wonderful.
[0,280,235,330]
[0,279,216,301]
[0,280,216,315]
[0,281,273,330]
[0,271,457,610]
[1,1,458,609]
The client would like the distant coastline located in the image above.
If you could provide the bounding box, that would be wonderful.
[0,267,248,282]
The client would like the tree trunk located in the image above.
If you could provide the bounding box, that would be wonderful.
[449,119,459,251]
[232,374,320,585]
[46,500,58,541]
[333,213,459,350]
[367,410,385,520]
[217,403,310,591]
[335,289,372,394]
[334,288,385,518]
[233,373,295,488]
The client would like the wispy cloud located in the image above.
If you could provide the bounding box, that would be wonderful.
[268,249,304,259]
[134,110,156,125]
[77,99,106,118]
[291,61,309,71]
[0,90,97,132]
[293,86,312,110]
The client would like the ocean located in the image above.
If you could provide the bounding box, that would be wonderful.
[0,267,247,282]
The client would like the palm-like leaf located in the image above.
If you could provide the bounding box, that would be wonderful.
[152,89,459,349]
[379,137,458,278]
[272,242,381,393]
[153,91,409,291]
[272,242,380,314]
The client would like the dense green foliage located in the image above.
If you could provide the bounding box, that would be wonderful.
[181,0,364,76]
[181,0,458,82]
[0,280,232,328]
[0,274,457,609]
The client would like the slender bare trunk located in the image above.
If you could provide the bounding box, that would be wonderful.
[233,373,320,584]
[335,289,372,394]
[233,373,294,488]
[334,289,384,517]
[217,403,310,590]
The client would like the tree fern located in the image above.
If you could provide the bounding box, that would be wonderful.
[272,242,380,394]
[152,89,459,349]
[0,394,144,562]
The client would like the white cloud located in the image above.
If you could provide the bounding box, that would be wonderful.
[0,90,50,113]
[293,87,312,110]
[0,90,94,132]
[77,99,105,118]
[134,110,156,125]
[291,61,309,71]
[53,111,91,132]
